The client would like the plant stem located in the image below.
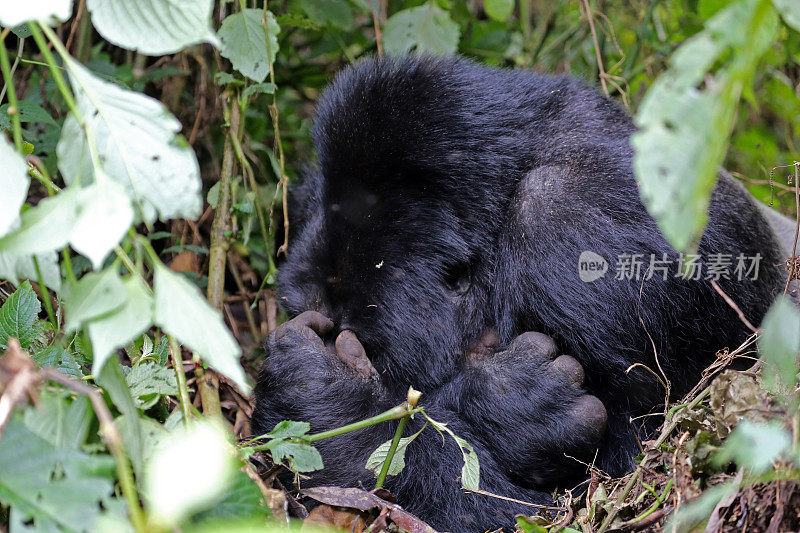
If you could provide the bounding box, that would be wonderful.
[32,257,57,329]
[375,415,410,489]
[0,33,23,150]
[29,24,79,116]
[307,404,421,443]
[169,336,192,425]
[40,367,147,533]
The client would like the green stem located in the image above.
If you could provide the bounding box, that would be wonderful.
[308,404,420,443]
[29,24,79,116]
[169,336,192,425]
[32,257,57,329]
[251,403,421,452]
[0,34,23,151]
[375,415,410,489]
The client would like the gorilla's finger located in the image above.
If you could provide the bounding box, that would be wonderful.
[509,331,558,358]
[275,310,334,343]
[571,395,607,441]
[551,355,585,386]
[335,330,376,378]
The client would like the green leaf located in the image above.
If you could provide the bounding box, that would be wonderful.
[632,0,779,251]
[87,276,153,372]
[383,4,460,56]
[126,361,179,409]
[243,82,277,99]
[715,420,791,474]
[0,281,41,350]
[0,251,61,293]
[57,57,202,224]
[192,469,267,523]
[153,263,249,393]
[0,101,57,129]
[759,296,800,391]
[266,438,324,473]
[0,186,81,257]
[21,389,93,449]
[64,268,126,333]
[71,177,135,268]
[32,346,87,377]
[145,422,237,526]
[299,0,353,30]
[219,9,280,83]
[365,427,424,478]
[774,0,800,32]
[0,136,31,239]
[424,415,480,491]
[266,420,311,439]
[0,418,122,532]
[87,0,220,55]
[484,0,514,21]
[96,357,145,474]
[0,3,73,27]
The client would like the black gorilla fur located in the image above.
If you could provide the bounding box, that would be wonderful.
[252,55,786,531]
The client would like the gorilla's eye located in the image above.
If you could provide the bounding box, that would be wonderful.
[444,262,472,295]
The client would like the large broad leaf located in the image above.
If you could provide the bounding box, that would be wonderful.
[0,419,122,532]
[632,0,778,251]
[126,361,178,409]
[144,422,236,526]
[484,0,514,21]
[0,186,80,255]
[0,136,30,238]
[0,1,73,27]
[21,389,93,449]
[87,0,220,55]
[219,9,280,83]
[87,276,154,373]
[759,296,800,391]
[64,267,126,333]
[57,57,202,224]
[772,0,800,33]
[0,281,42,350]
[0,252,61,292]
[383,4,460,55]
[71,177,134,268]
[153,263,249,393]
[299,0,353,30]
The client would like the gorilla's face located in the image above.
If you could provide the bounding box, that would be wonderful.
[277,176,495,392]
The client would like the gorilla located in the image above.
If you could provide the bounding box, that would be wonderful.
[252,55,792,531]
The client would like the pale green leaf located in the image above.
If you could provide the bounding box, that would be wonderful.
[383,4,460,55]
[0,419,121,532]
[145,422,236,526]
[0,186,80,256]
[425,415,480,491]
[759,296,800,391]
[0,1,73,27]
[64,268,125,333]
[32,346,86,377]
[265,420,310,439]
[71,177,134,268]
[95,357,144,474]
[57,58,202,223]
[153,263,249,393]
[21,389,93,449]
[0,101,57,129]
[0,252,61,292]
[484,0,514,21]
[774,0,800,32]
[266,439,323,473]
[87,0,220,55]
[715,420,792,474]
[0,281,42,350]
[87,276,153,372]
[0,136,30,238]
[219,9,280,83]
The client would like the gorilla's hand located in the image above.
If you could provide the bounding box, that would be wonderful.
[455,331,607,488]
[252,311,384,437]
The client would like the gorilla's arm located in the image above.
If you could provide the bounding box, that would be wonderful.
[251,313,602,531]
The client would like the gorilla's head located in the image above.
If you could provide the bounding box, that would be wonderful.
[275,56,529,391]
